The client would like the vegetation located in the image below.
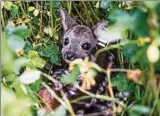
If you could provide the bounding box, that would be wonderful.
[1,1,160,116]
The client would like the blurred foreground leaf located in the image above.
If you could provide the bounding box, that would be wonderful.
[28,50,46,68]
[60,65,80,84]
[2,85,32,116]
[53,105,66,116]
[8,35,25,52]
[19,70,41,84]
[100,1,110,9]
[6,25,30,38]
[128,105,150,116]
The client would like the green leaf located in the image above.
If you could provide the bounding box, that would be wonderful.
[33,9,39,16]
[28,50,46,68]
[1,32,14,65]
[28,50,39,58]
[100,1,110,9]
[131,45,149,64]
[4,1,13,10]
[108,9,134,29]
[28,6,35,12]
[29,79,42,93]
[50,1,61,8]
[60,65,80,84]
[123,43,149,65]
[155,60,160,72]
[144,1,160,9]
[12,26,30,38]
[50,54,58,64]
[24,41,33,53]
[10,5,19,18]
[19,70,41,84]
[7,35,25,52]
[111,73,136,92]
[130,8,149,36]
[39,44,59,57]
[5,73,16,82]
[11,78,26,97]
[52,105,66,116]
[2,85,32,116]
[111,73,128,91]
[6,25,30,38]
[30,57,46,69]
[129,105,150,116]
[122,43,139,59]
[1,1,4,9]
[108,8,149,36]
[43,26,53,37]
[14,58,30,74]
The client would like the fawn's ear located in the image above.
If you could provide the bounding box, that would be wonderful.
[91,21,108,39]
[60,8,78,31]
[92,21,110,47]
[92,21,123,47]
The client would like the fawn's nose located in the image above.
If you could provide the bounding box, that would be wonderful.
[64,52,77,61]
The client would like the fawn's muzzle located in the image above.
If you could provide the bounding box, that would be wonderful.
[63,52,77,61]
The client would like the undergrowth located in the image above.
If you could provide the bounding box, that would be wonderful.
[1,1,160,116]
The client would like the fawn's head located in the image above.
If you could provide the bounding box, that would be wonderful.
[60,8,106,63]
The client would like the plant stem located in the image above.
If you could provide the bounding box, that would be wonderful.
[77,85,126,107]
[82,1,93,26]
[40,1,43,39]
[19,1,34,37]
[42,83,75,116]
[41,72,58,84]
[50,1,54,39]
[71,96,91,103]
[107,70,116,114]
[95,44,122,59]
[68,1,72,15]
[73,4,86,25]
[60,90,75,116]
[88,1,100,22]
[95,40,136,59]
[1,10,5,29]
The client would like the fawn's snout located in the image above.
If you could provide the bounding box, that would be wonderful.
[63,51,77,61]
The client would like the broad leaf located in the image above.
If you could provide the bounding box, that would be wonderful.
[10,5,19,18]
[39,44,59,57]
[33,9,39,16]
[19,70,41,84]
[4,1,13,10]
[24,41,33,53]
[129,105,150,116]
[111,73,135,92]
[50,54,59,64]
[28,6,35,12]
[53,105,66,116]
[6,25,30,38]
[50,1,61,8]
[108,9,134,29]
[30,57,46,68]
[60,65,80,84]
[8,35,25,52]
[28,50,45,68]
[100,1,110,9]
[144,1,160,9]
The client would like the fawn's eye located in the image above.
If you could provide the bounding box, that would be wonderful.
[81,42,91,50]
[63,38,69,45]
